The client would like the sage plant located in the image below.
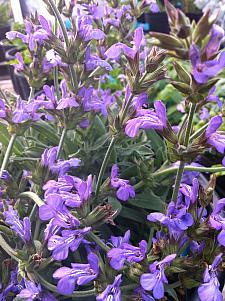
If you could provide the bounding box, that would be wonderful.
[0,1,225,300]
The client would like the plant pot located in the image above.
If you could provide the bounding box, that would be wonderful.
[5,47,30,99]
[144,12,203,34]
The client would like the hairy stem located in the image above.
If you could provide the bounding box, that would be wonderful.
[0,234,19,261]
[120,94,134,124]
[0,133,17,177]
[171,103,196,202]
[57,127,67,160]
[28,86,35,103]
[95,136,117,200]
[19,192,44,207]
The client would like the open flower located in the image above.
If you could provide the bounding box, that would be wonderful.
[107,240,147,270]
[190,44,225,84]
[96,274,122,301]
[198,254,223,301]
[140,254,176,300]
[48,227,91,260]
[205,116,225,154]
[105,27,144,60]
[53,253,99,295]
[110,164,135,201]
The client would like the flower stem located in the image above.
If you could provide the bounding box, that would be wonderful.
[48,0,78,92]
[87,232,110,252]
[28,86,35,103]
[56,127,67,160]
[53,14,60,101]
[0,234,19,261]
[95,136,117,201]
[171,103,196,202]
[19,192,44,207]
[120,94,134,124]
[190,122,209,142]
[0,133,17,177]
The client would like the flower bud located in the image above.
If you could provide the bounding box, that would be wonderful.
[84,204,117,228]
[145,47,167,73]
[199,174,216,207]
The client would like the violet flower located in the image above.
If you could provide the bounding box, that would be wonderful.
[14,52,25,72]
[140,254,176,299]
[179,178,199,207]
[16,280,57,301]
[12,96,31,124]
[3,206,31,242]
[48,227,91,260]
[77,15,105,42]
[125,100,167,138]
[107,240,147,270]
[53,253,99,295]
[111,230,131,247]
[39,194,80,228]
[205,24,224,59]
[57,80,79,110]
[0,98,6,118]
[105,27,144,60]
[41,147,81,176]
[206,86,222,109]
[148,201,193,238]
[198,254,223,301]
[190,44,225,84]
[205,115,225,154]
[85,47,112,71]
[209,198,225,246]
[110,164,135,202]
[96,274,122,301]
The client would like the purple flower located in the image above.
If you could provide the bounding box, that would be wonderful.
[96,274,122,301]
[209,198,225,246]
[179,178,199,207]
[41,147,81,176]
[198,254,223,301]
[16,280,57,301]
[85,47,112,71]
[200,108,210,120]
[110,164,135,202]
[111,230,130,247]
[77,16,105,42]
[125,100,167,138]
[12,97,31,124]
[39,194,80,228]
[105,27,144,60]
[205,116,225,153]
[0,266,24,299]
[140,254,176,299]
[53,253,99,295]
[107,240,147,270]
[14,52,25,72]
[190,44,225,84]
[0,98,6,118]
[205,24,224,59]
[3,206,31,242]
[206,86,222,109]
[48,227,91,260]
[57,80,79,110]
[148,201,193,238]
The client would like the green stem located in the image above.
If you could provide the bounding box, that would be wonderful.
[54,15,60,101]
[0,234,19,261]
[19,192,44,207]
[0,133,17,177]
[28,86,35,103]
[57,127,67,160]
[190,122,209,142]
[48,0,78,91]
[120,283,138,292]
[120,94,134,124]
[87,232,110,252]
[171,161,185,202]
[171,103,196,202]
[95,136,117,200]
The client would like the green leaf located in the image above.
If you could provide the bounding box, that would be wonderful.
[128,188,165,211]
[32,121,59,145]
[89,133,110,151]
[120,206,146,223]
[146,130,167,167]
